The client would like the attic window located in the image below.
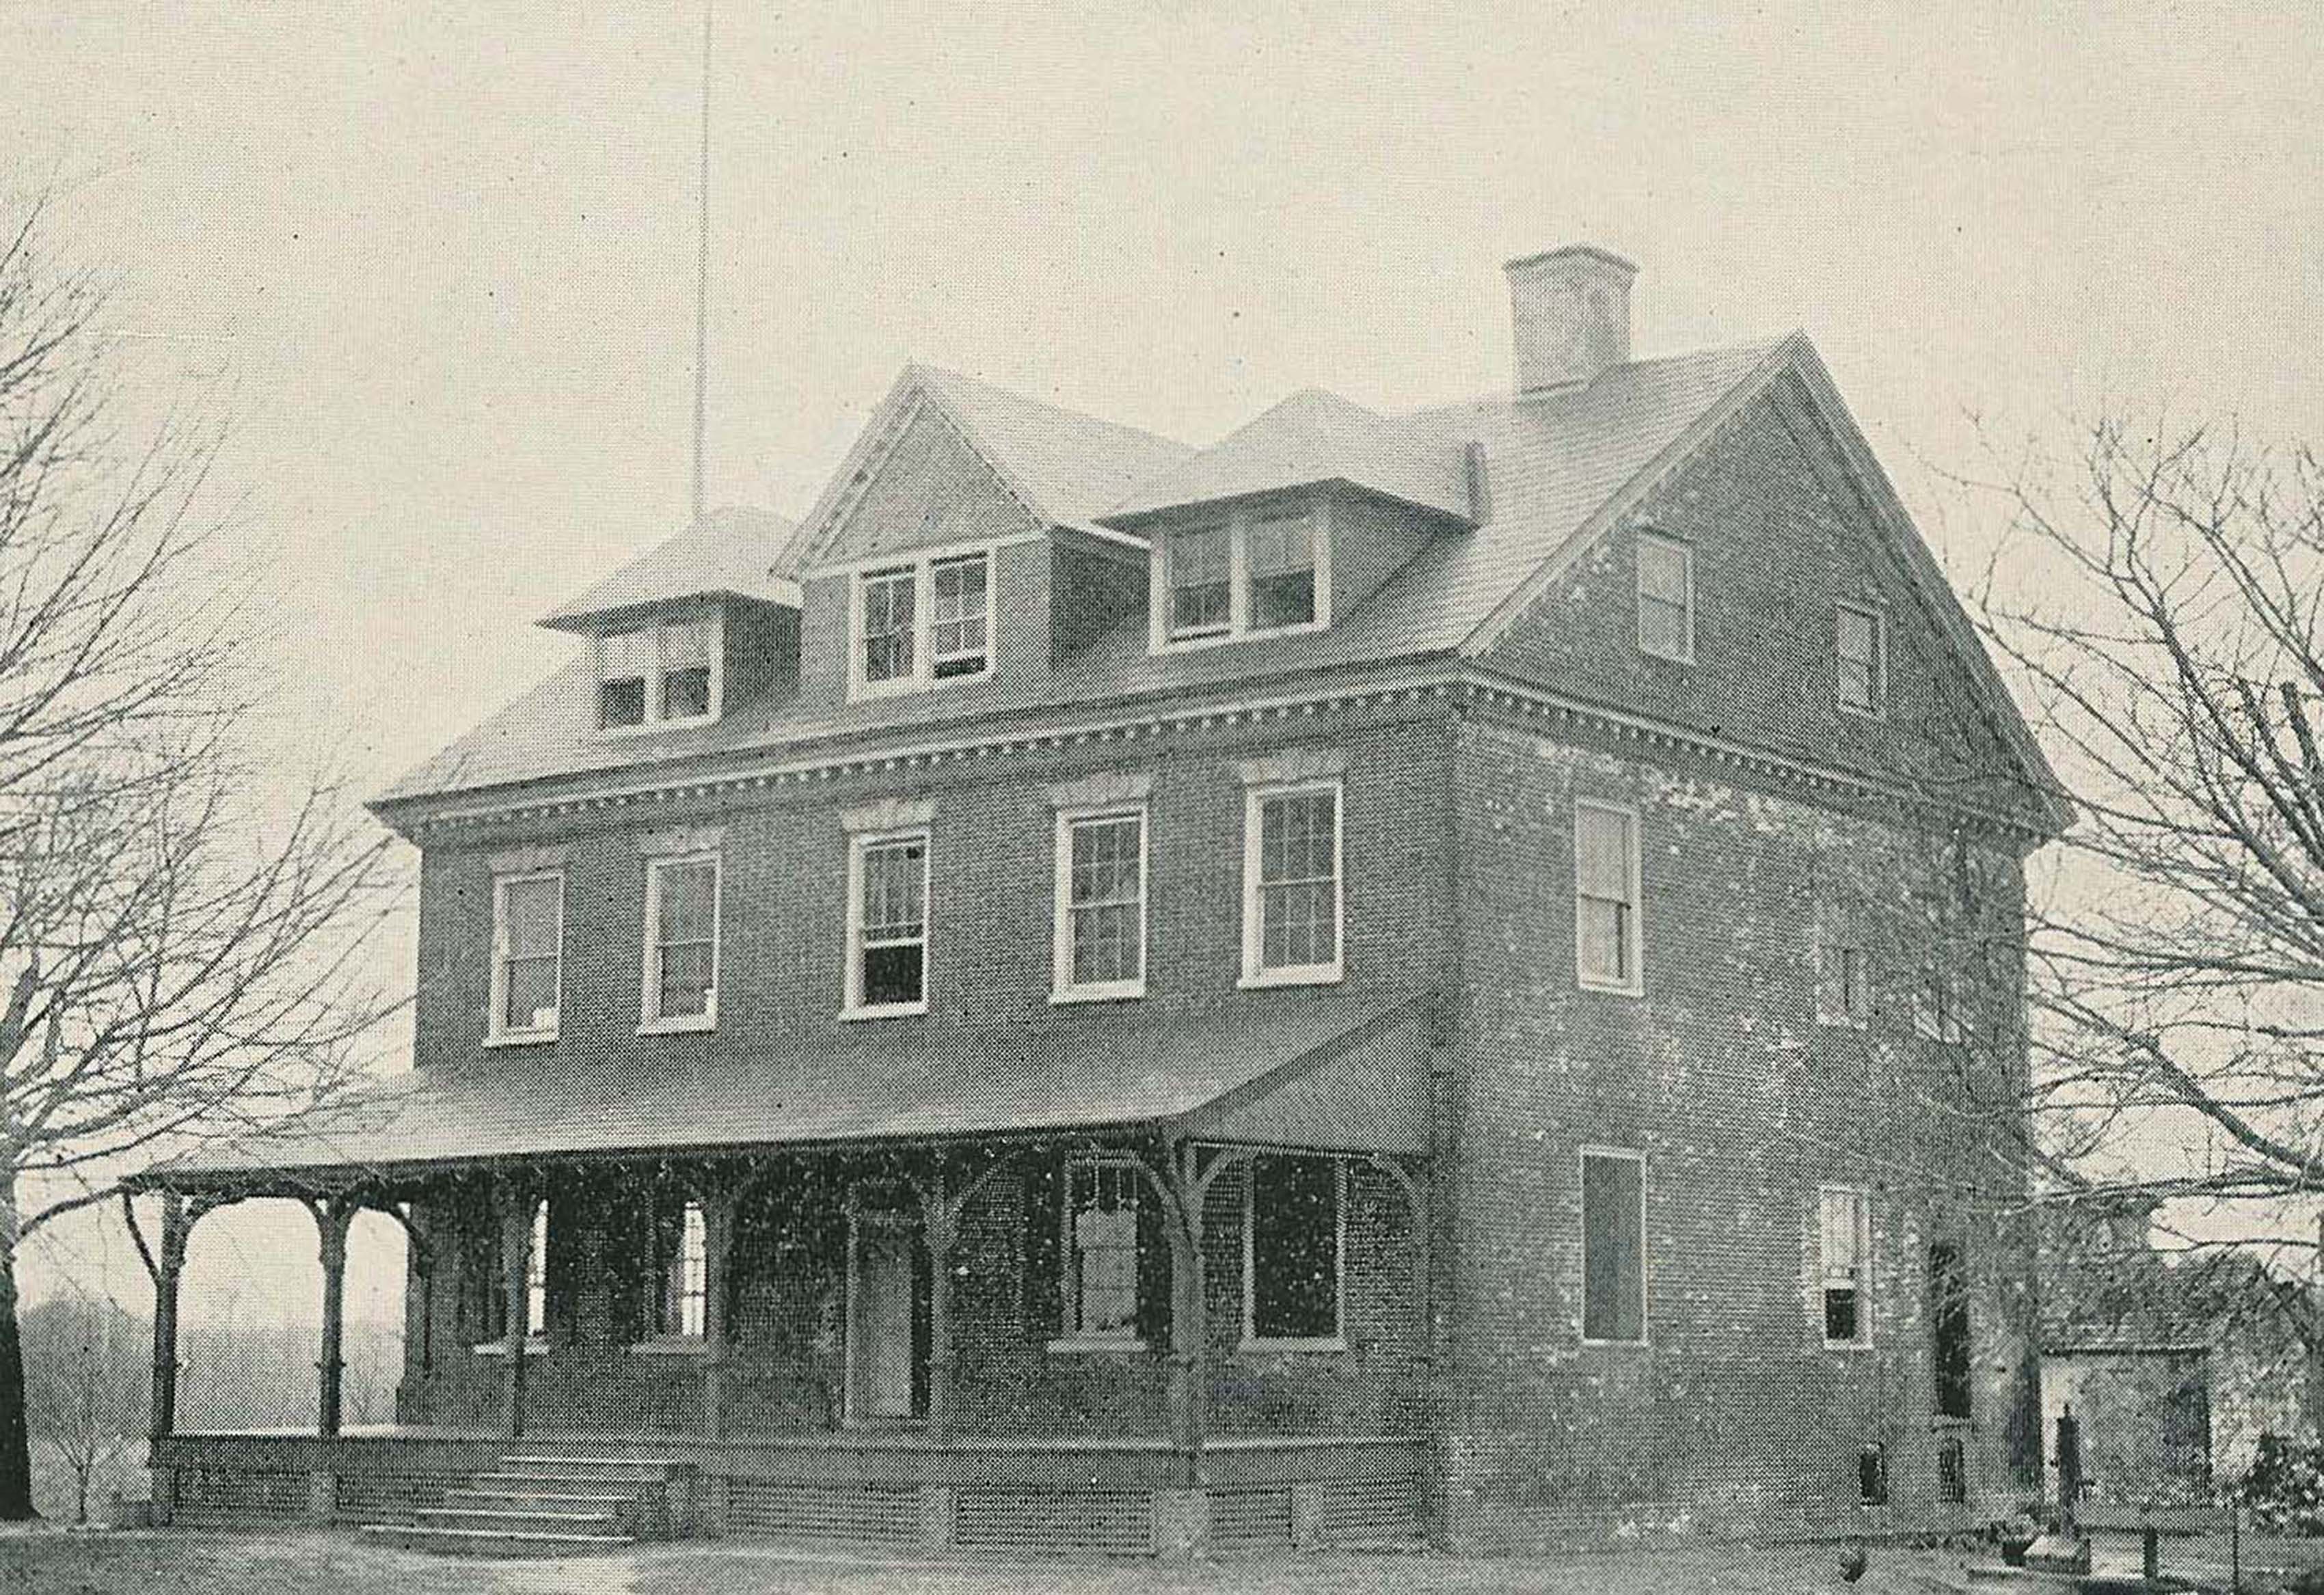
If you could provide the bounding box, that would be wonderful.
[598,612,721,732]
[852,547,993,696]
[1154,501,1329,650]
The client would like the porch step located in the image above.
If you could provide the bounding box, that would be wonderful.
[498,1454,683,1482]
[415,1505,630,1536]
[447,1487,643,1524]
[358,1522,636,1558]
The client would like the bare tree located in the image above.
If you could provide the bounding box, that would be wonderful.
[0,195,401,1516]
[21,1294,144,1523]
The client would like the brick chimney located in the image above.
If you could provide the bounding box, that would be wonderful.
[1504,245,1637,394]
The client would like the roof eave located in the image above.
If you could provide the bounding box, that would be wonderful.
[1098,476,1476,533]
[537,578,803,635]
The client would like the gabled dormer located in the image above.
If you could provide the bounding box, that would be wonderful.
[539,504,802,735]
[1097,388,1478,654]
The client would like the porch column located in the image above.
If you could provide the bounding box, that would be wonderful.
[147,1191,191,1447]
[312,1197,357,1439]
[494,1174,535,1440]
[699,1179,738,1443]
[921,1186,957,1444]
[1167,1143,1209,1490]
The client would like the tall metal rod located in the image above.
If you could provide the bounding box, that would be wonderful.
[690,0,713,528]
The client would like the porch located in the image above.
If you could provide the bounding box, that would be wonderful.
[126,996,1442,1557]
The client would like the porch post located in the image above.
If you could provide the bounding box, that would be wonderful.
[921,1183,956,1444]
[699,1177,738,1443]
[494,1173,534,1440]
[312,1198,356,1439]
[1167,1141,1208,1490]
[148,1191,190,1447]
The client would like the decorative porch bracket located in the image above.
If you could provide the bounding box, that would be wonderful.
[123,1188,224,1447]
[913,1154,1021,1445]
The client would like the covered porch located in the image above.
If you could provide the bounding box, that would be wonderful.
[130,996,1442,1555]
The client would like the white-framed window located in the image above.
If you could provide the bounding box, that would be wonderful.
[1241,780,1342,987]
[1243,1153,1345,1350]
[1820,1185,1872,1346]
[1059,1156,1144,1347]
[642,854,719,1032]
[1815,891,1873,1029]
[1574,800,1643,995]
[1580,1146,1647,1345]
[1152,500,1329,650]
[1837,603,1886,716]
[846,830,930,1016]
[525,1198,549,1341]
[488,871,563,1044]
[658,1200,708,1340]
[1053,806,1147,1002]
[597,611,722,732]
[1915,965,1964,1044]
[851,546,992,696]
[1635,531,1694,663]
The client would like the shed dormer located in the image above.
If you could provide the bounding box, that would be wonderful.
[540,504,801,735]
[1097,389,1478,653]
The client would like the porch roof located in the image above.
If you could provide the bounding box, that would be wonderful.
[137,996,1431,1190]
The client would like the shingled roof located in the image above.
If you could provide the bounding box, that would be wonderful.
[541,504,802,630]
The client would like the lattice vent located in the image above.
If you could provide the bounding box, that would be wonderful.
[335,1470,450,1524]
[953,1486,1154,1557]
[1314,1473,1423,1546]
[173,1467,308,1523]
[1206,1485,1295,1554]
[724,1480,920,1549]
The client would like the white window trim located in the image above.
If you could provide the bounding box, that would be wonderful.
[1635,530,1696,664]
[1573,799,1645,998]
[1241,1154,1349,1353]
[638,1198,710,1346]
[1818,1183,1874,1350]
[594,608,725,737]
[1579,1144,1649,1348]
[843,828,932,1019]
[842,1193,926,1427]
[1836,601,1887,719]
[1051,1154,1150,1353]
[1052,805,1149,1005]
[1815,895,1873,1031]
[1239,778,1345,989]
[640,851,720,1035]
[486,870,564,1046]
[1150,500,1332,654]
[848,544,996,702]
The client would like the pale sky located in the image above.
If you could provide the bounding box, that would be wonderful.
[6,3,2321,1332]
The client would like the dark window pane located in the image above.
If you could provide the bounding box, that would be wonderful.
[1582,1153,1645,1341]
[662,664,712,719]
[503,957,558,1033]
[1252,569,1314,630]
[1250,1155,1338,1341]
[1938,1436,1967,1503]
[600,677,647,728]
[1930,1240,1973,1419]
[1859,1443,1889,1506]
[1824,1287,1860,1344]
[863,942,923,1007]
[658,940,714,1018]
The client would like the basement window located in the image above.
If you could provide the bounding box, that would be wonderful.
[1244,1154,1344,1349]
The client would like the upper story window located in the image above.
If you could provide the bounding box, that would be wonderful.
[1815,889,1872,1029]
[599,613,720,732]
[1241,780,1342,987]
[488,871,563,1044]
[1580,1147,1646,1344]
[846,830,930,1016]
[1574,800,1643,995]
[1914,964,1964,1045]
[642,854,719,1033]
[1837,603,1886,716]
[1244,1153,1344,1350]
[1635,532,1694,663]
[1154,501,1329,650]
[853,547,992,696]
[1063,1156,1144,1346]
[1820,1185,1872,1346]
[1054,806,1147,1003]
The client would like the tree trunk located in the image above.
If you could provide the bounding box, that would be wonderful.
[0,1171,39,1519]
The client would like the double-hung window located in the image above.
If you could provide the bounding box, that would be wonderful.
[643,854,719,1031]
[1635,532,1694,662]
[1155,502,1328,648]
[1816,891,1872,1028]
[1581,1147,1646,1344]
[1054,808,1146,1000]
[524,1198,549,1342]
[656,1199,708,1340]
[489,872,563,1044]
[599,613,720,731]
[848,831,930,1015]
[853,547,992,694]
[1574,801,1643,994]
[1244,1154,1344,1349]
[1062,1156,1143,1346]
[1242,782,1342,985]
[1820,1186,1872,1346]
[1837,603,1886,715]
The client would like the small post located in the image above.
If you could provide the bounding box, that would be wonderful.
[2141,1500,2158,1585]
[495,1175,535,1440]
[921,1182,956,1444]
[2231,1495,2240,1594]
[699,1175,737,1443]
[148,1192,190,1445]
[314,1199,355,1439]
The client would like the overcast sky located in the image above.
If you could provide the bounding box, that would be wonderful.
[7,3,2321,1331]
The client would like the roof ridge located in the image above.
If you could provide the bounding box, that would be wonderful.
[908,361,1191,454]
[1391,333,1795,423]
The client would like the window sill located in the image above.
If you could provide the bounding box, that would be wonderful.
[1824,1338,1876,1353]
[592,713,721,741]
[1238,964,1342,991]
[1638,644,1694,666]
[1580,1335,1650,1350]
[1576,977,1644,999]
[1051,983,1146,1007]
[484,1030,558,1049]
[1047,1336,1149,1355]
[1155,619,1326,656]
[629,1337,710,1357]
[1816,1015,1872,1032]
[841,1001,928,1022]
[639,1014,717,1036]
[1239,1337,1348,1356]
[472,1337,550,1358]
[1837,703,1887,722]
[850,667,992,704]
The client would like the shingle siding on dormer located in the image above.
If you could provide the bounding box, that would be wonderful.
[815,403,1038,569]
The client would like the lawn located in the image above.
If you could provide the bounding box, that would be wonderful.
[0,1526,1980,1595]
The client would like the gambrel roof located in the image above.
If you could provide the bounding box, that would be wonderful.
[375,334,2065,831]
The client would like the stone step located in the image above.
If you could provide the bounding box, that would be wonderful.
[415,1505,629,1536]
[498,1454,684,1481]
[357,1523,636,1558]
[447,1487,643,1521]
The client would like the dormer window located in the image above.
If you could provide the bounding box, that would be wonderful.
[852,547,993,696]
[597,612,721,733]
[1153,500,1329,650]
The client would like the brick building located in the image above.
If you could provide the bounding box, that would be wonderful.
[138,245,2064,1555]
